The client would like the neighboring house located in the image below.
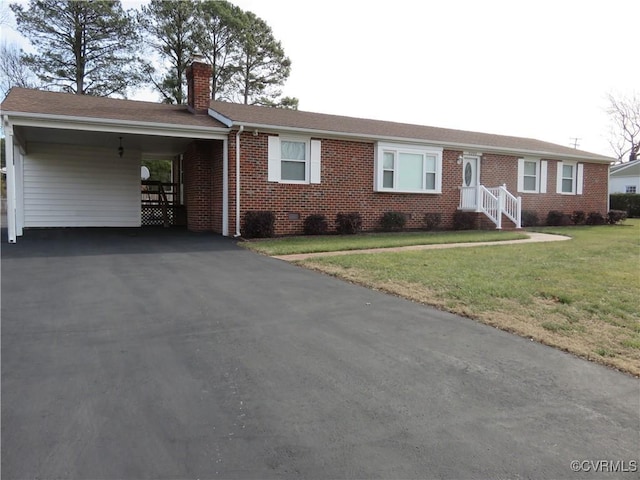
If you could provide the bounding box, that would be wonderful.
[609,159,640,194]
[1,60,613,243]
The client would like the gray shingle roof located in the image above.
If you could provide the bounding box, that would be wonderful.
[2,87,227,129]
[0,87,614,163]
[209,100,613,163]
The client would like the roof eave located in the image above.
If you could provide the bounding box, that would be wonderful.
[228,120,614,163]
[3,111,230,140]
[610,159,640,173]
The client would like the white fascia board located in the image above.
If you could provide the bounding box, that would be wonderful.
[208,108,233,127]
[4,111,230,140]
[231,121,614,164]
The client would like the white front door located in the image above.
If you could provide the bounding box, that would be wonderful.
[459,155,481,210]
[463,156,480,187]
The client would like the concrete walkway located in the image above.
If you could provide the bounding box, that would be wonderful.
[273,231,571,261]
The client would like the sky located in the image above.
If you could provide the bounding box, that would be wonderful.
[2,0,639,158]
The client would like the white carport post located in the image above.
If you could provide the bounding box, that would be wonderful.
[3,119,17,243]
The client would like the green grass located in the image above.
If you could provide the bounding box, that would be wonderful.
[241,230,528,255]
[298,220,640,375]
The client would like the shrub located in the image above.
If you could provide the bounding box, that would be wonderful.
[521,210,539,227]
[610,193,640,217]
[585,211,606,225]
[243,211,275,238]
[335,212,362,235]
[423,212,442,231]
[607,209,628,225]
[303,214,328,235]
[570,210,586,225]
[379,211,407,231]
[546,210,571,226]
[452,211,476,230]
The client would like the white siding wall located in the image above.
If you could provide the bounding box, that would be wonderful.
[23,143,141,227]
[609,175,640,194]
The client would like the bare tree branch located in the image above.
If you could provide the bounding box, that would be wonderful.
[607,92,640,162]
[0,42,38,97]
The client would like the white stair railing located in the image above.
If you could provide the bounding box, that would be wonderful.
[459,185,522,229]
[459,186,478,210]
[467,185,521,229]
[478,186,501,228]
[498,184,522,229]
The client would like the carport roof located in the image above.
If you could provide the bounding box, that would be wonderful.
[2,87,228,129]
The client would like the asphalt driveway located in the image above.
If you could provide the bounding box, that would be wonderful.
[2,228,638,479]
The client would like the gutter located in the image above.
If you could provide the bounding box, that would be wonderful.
[225,120,614,164]
[234,126,244,237]
[4,111,230,139]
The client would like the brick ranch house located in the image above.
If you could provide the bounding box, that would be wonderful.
[2,60,612,243]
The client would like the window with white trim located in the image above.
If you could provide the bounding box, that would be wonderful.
[374,143,443,193]
[625,185,637,194]
[561,163,575,193]
[556,161,583,195]
[517,158,547,193]
[268,136,321,184]
[281,140,306,181]
[523,161,537,191]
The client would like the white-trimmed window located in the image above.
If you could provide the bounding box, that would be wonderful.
[517,158,547,193]
[556,161,583,195]
[374,143,443,193]
[625,185,637,194]
[268,136,321,184]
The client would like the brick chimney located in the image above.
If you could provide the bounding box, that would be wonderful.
[186,56,212,113]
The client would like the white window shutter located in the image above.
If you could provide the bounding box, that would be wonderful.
[517,158,525,192]
[267,136,280,182]
[556,161,564,193]
[373,144,381,191]
[435,155,443,193]
[576,163,584,195]
[310,139,321,184]
[540,160,548,193]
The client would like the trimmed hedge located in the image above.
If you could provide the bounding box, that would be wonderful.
[303,214,328,235]
[546,210,571,226]
[335,212,362,235]
[521,210,539,227]
[607,210,628,225]
[243,211,275,238]
[570,211,586,225]
[610,193,640,217]
[423,212,442,231]
[379,211,407,231]
[585,211,606,225]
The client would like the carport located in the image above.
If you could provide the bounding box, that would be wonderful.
[2,88,230,243]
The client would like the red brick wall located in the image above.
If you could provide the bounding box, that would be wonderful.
[229,132,465,235]
[183,140,223,232]
[211,141,224,233]
[227,131,609,235]
[480,154,609,222]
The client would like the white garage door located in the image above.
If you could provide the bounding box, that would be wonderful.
[23,143,141,227]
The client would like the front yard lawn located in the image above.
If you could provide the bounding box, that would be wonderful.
[241,230,527,256]
[296,220,640,376]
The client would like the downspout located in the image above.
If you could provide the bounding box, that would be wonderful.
[4,118,16,243]
[607,163,611,212]
[234,126,244,237]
